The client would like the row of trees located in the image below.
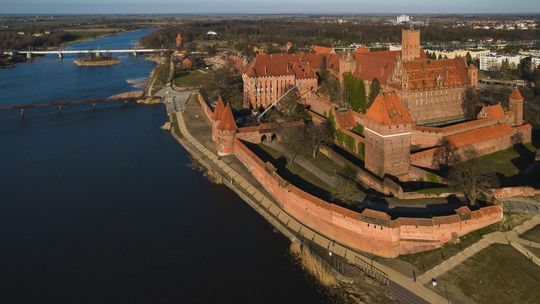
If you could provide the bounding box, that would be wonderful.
[342,74,380,113]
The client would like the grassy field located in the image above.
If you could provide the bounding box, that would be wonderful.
[435,244,540,304]
[476,143,536,177]
[521,224,540,243]
[415,187,452,195]
[174,70,206,87]
[398,213,533,273]
[255,144,334,199]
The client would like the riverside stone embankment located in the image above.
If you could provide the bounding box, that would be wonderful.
[166,94,448,303]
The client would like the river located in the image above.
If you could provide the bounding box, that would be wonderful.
[0,30,331,303]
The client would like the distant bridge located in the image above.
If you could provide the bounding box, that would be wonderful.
[0,97,143,118]
[3,49,171,59]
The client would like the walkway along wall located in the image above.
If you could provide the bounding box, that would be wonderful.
[234,139,503,258]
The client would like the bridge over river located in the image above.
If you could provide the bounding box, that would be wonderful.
[3,48,171,59]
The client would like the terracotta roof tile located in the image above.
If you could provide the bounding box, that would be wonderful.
[353,51,399,86]
[365,93,412,125]
[509,87,524,100]
[212,96,225,120]
[217,103,237,130]
[334,109,356,129]
[483,104,506,121]
[403,58,469,90]
[244,53,339,79]
[311,45,334,55]
[446,123,513,148]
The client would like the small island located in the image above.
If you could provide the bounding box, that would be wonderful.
[74,53,119,67]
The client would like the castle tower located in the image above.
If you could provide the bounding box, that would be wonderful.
[364,93,412,178]
[468,64,478,88]
[339,51,356,82]
[176,33,182,49]
[508,87,524,126]
[401,29,420,62]
[211,96,225,142]
[216,103,237,156]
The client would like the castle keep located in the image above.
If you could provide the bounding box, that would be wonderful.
[242,28,531,178]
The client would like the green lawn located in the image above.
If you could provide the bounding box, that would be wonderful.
[174,70,206,87]
[521,224,540,243]
[435,244,540,304]
[476,143,536,177]
[415,187,452,195]
[398,212,533,273]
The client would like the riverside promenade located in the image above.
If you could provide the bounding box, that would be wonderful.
[417,215,540,285]
[166,93,448,304]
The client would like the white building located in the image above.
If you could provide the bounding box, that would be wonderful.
[396,15,410,24]
[479,54,524,71]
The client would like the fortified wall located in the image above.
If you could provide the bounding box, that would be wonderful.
[234,138,503,258]
[200,92,503,258]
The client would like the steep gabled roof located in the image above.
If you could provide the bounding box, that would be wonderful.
[482,104,506,121]
[212,96,225,121]
[364,93,412,125]
[217,103,238,131]
[243,53,340,79]
[353,51,400,86]
[402,58,470,90]
[509,87,524,101]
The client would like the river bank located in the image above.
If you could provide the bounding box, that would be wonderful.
[165,94,403,304]
[0,29,332,303]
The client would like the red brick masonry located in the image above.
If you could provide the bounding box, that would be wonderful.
[234,139,503,258]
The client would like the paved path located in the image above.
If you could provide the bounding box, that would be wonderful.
[170,96,448,304]
[417,215,540,284]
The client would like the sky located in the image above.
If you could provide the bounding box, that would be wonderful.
[1,0,540,14]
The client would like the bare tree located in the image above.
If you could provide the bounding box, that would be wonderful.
[462,88,481,120]
[305,121,333,158]
[448,147,492,205]
[281,126,307,164]
[433,138,460,170]
[276,87,307,122]
[331,176,362,205]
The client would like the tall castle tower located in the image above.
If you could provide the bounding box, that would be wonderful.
[401,29,420,62]
[339,51,356,82]
[364,93,412,178]
[468,64,478,88]
[508,87,524,126]
[216,103,238,156]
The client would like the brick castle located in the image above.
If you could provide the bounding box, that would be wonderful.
[242,28,532,179]
[194,29,535,257]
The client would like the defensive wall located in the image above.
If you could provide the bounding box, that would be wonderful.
[234,138,503,258]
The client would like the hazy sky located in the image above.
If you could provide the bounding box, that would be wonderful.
[2,0,540,14]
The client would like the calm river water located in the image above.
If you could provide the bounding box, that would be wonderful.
[0,30,331,303]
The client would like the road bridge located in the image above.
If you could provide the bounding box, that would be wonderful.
[0,96,142,118]
[3,49,171,59]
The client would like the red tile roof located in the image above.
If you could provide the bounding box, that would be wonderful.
[311,45,334,55]
[244,53,339,79]
[334,109,355,129]
[365,93,412,125]
[217,103,238,130]
[212,96,225,121]
[509,87,524,100]
[353,51,399,86]
[446,123,513,148]
[402,58,469,90]
[482,104,506,121]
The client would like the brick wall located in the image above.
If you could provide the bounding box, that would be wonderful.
[197,92,214,121]
[234,139,503,258]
